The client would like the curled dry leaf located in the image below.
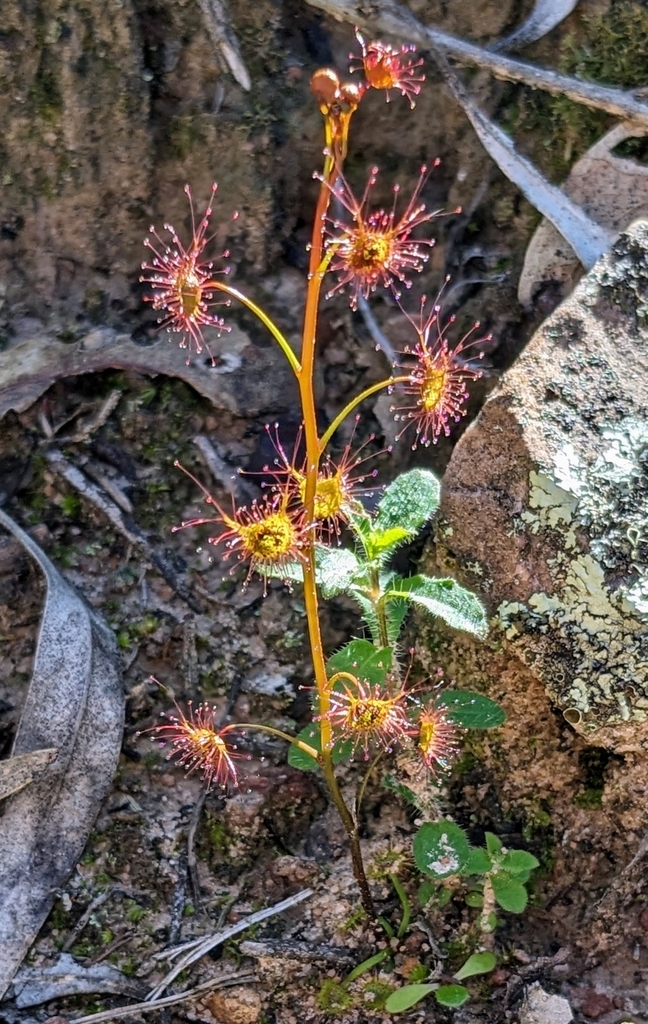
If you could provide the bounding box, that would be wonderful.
[12,953,143,1009]
[0,508,124,999]
[0,325,294,420]
[519,124,648,308]
[492,0,579,53]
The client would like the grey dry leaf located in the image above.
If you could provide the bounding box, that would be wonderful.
[518,123,648,307]
[0,508,124,1000]
[492,0,579,53]
[0,748,58,802]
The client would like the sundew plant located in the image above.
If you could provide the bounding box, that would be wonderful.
[141,31,510,960]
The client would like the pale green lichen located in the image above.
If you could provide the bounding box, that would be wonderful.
[497,417,648,726]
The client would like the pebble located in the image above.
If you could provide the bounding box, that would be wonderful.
[519,983,573,1024]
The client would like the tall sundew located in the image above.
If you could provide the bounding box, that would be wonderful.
[320,162,443,309]
[171,462,309,590]
[140,183,235,363]
[392,296,488,446]
[349,29,425,107]
[318,674,412,758]
[256,420,384,541]
[149,700,239,790]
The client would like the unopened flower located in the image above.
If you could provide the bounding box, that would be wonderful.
[173,463,308,587]
[392,298,488,446]
[416,704,460,775]
[260,420,382,539]
[349,29,424,107]
[153,700,238,789]
[322,163,440,308]
[140,183,233,363]
[320,675,411,757]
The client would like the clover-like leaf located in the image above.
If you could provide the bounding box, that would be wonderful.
[436,690,506,729]
[462,847,492,876]
[326,640,392,685]
[287,723,352,772]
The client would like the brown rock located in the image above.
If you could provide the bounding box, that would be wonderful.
[435,222,648,752]
[579,989,615,1019]
[205,985,262,1024]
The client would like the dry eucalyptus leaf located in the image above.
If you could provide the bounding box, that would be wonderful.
[519,124,648,307]
[12,954,143,1009]
[0,509,124,1000]
[492,0,579,53]
[0,748,58,802]
[0,324,295,420]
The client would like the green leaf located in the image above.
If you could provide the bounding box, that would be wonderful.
[485,832,503,857]
[465,891,484,908]
[417,880,436,908]
[287,723,352,772]
[346,949,389,982]
[386,575,488,638]
[454,951,496,980]
[315,545,361,598]
[374,469,441,535]
[385,984,436,1013]
[327,640,392,685]
[413,820,471,878]
[501,850,540,876]
[435,984,470,1008]
[437,690,506,729]
[462,848,492,875]
[491,871,528,913]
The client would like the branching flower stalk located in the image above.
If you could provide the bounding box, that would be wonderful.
[142,32,495,922]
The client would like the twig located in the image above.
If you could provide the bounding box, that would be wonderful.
[58,391,123,444]
[44,447,203,614]
[88,930,136,964]
[240,938,355,967]
[70,970,256,1024]
[145,888,313,1000]
[304,0,648,129]
[415,23,613,268]
[187,789,208,910]
[63,888,126,954]
[193,435,258,502]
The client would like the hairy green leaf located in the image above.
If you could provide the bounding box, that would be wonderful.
[364,526,411,560]
[435,984,470,1007]
[387,575,488,638]
[491,871,528,913]
[501,850,540,876]
[385,984,436,1013]
[374,469,441,534]
[454,951,496,980]
[413,820,471,878]
[315,546,361,598]
[462,847,492,875]
[436,690,506,729]
[485,832,503,857]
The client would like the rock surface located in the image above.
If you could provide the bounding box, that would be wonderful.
[436,220,648,751]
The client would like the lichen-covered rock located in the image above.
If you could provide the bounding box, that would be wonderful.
[435,221,648,751]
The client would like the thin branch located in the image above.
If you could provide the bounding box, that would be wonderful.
[304,0,648,129]
[44,447,203,613]
[71,971,256,1024]
[145,888,313,1000]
